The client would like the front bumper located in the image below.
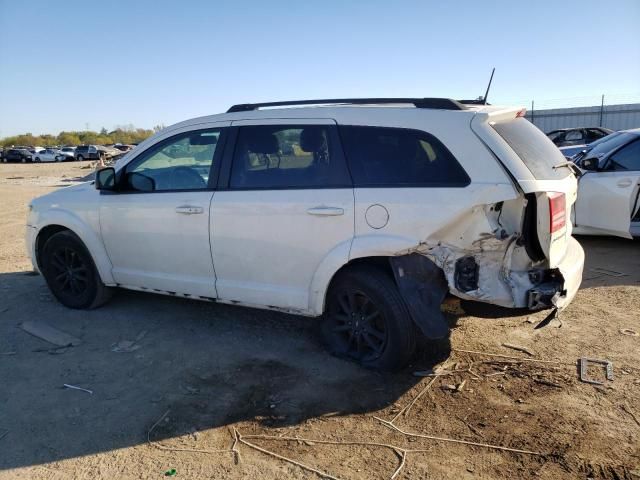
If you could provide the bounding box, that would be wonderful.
[25,225,39,273]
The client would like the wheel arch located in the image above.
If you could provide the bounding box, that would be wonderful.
[35,215,114,284]
[309,234,422,316]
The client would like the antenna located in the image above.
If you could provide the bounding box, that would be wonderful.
[482,68,495,105]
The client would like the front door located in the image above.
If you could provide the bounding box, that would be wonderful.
[99,125,227,297]
[575,138,640,238]
[210,120,354,312]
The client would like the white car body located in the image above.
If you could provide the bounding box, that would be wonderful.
[26,100,584,321]
[33,149,64,162]
[58,147,76,160]
[572,129,640,238]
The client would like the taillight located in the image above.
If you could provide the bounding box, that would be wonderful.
[548,192,566,233]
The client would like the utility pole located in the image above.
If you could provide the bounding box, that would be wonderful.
[599,94,605,127]
[531,100,535,125]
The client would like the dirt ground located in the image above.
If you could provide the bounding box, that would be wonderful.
[0,162,638,480]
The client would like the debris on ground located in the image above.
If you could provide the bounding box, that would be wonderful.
[19,320,82,347]
[164,468,177,476]
[111,330,147,353]
[111,340,141,353]
[0,429,8,441]
[619,328,638,337]
[590,267,628,277]
[502,343,535,357]
[63,384,93,395]
[578,357,614,385]
[0,351,16,356]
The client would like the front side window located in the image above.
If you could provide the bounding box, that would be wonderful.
[230,125,350,189]
[607,139,640,171]
[339,125,469,187]
[124,129,220,191]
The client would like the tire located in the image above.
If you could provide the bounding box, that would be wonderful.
[35,157,41,163]
[321,266,416,371]
[77,155,84,161]
[41,231,113,309]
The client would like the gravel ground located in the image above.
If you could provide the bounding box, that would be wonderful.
[1,162,638,480]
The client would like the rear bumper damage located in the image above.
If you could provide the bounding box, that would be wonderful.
[423,234,584,312]
[392,234,584,337]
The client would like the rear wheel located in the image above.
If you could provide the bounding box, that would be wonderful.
[77,155,84,161]
[41,231,112,309]
[35,157,41,162]
[321,266,415,371]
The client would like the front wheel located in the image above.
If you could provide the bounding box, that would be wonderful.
[35,157,41,163]
[321,266,415,371]
[41,231,113,309]
[77,155,84,161]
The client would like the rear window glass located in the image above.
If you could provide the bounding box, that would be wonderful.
[492,118,570,180]
[339,126,470,187]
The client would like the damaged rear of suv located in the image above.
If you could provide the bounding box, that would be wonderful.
[27,98,583,371]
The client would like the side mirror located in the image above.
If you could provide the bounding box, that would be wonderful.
[581,157,599,171]
[95,167,116,190]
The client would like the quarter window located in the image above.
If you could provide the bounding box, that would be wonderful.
[339,126,469,187]
[230,125,350,189]
[124,129,221,191]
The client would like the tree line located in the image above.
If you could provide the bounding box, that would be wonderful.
[0,125,164,147]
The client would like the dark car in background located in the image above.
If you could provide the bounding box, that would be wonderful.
[2,148,33,163]
[547,127,612,148]
[74,145,102,161]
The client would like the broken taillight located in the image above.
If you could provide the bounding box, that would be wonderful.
[548,192,566,233]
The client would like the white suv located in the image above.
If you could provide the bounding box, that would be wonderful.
[26,98,584,370]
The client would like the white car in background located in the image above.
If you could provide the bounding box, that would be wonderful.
[573,128,640,238]
[26,98,585,370]
[58,146,77,161]
[33,148,65,162]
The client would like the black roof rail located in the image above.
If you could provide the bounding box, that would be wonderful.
[227,97,468,113]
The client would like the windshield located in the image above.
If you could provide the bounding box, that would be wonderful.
[492,118,571,180]
[586,132,636,158]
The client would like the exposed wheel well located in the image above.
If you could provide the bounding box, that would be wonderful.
[323,256,395,313]
[36,225,72,270]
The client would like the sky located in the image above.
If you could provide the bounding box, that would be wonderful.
[0,0,639,138]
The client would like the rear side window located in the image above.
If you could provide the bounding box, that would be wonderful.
[492,118,570,180]
[230,125,350,189]
[339,126,469,187]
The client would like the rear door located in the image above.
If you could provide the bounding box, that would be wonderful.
[575,138,640,238]
[210,119,354,312]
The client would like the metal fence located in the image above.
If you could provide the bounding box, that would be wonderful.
[500,93,640,133]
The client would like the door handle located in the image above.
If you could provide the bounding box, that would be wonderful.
[617,178,633,188]
[306,206,344,216]
[175,205,204,215]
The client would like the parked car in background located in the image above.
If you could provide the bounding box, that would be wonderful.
[559,131,622,159]
[74,145,100,161]
[573,128,640,238]
[547,127,612,148]
[27,98,584,370]
[33,149,65,162]
[3,148,32,162]
[58,146,77,161]
[113,144,134,153]
[566,131,623,163]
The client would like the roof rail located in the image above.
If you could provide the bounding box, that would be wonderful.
[227,98,467,113]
